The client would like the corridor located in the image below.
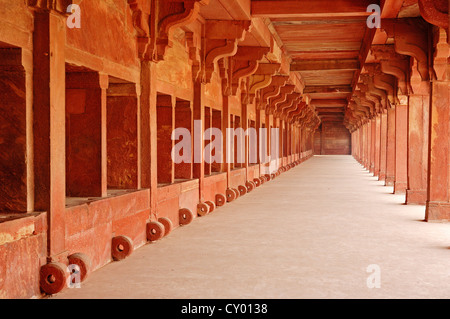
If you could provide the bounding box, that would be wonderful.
[52,156,450,299]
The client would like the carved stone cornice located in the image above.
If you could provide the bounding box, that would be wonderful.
[418,0,449,32]
[27,0,72,13]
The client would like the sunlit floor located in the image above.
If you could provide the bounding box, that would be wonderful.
[53,155,450,299]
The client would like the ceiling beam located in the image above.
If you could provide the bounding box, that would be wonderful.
[291,59,360,71]
[251,0,376,18]
[311,99,348,107]
[304,85,352,94]
[316,107,346,113]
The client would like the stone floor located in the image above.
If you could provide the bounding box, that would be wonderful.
[52,155,450,299]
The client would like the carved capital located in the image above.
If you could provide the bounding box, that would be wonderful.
[127,0,152,61]
[432,27,450,81]
[218,58,232,96]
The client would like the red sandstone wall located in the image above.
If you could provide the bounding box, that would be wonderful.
[317,122,351,155]
[66,0,139,70]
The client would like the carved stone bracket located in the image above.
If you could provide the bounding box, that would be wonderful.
[229,46,270,96]
[287,101,307,123]
[371,45,410,95]
[354,90,376,118]
[147,0,209,62]
[360,73,388,110]
[204,20,252,83]
[248,63,281,105]
[276,93,301,119]
[358,81,382,114]
[364,63,397,105]
[267,85,295,115]
[392,18,429,82]
[258,75,290,110]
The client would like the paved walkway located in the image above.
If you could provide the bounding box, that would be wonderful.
[53,156,450,299]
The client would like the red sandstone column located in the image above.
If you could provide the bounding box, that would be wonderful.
[351,132,356,158]
[193,80,205,200]
[374,115,381,177]
[394,102,408,194]
[406,92,429,205]
[33,11,66,260]
[256,109,263,174]
[379,111,387,181]
[356,129,361,162]
[356,126,362,163]
[204,107,212,176]
[242,101,250,179]
[366,121,372,170]
[370,118,376,174]
[359,126,363,164]
[222,94,231,186]
[140,61,158,216]
[425,79,450,221]
[362,123,367,168]
[385,107,396,186]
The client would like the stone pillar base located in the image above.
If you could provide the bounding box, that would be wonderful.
[385,176,395,186]
[406,189,427,205]
[394,181,407,194]
[425,202,450,222]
